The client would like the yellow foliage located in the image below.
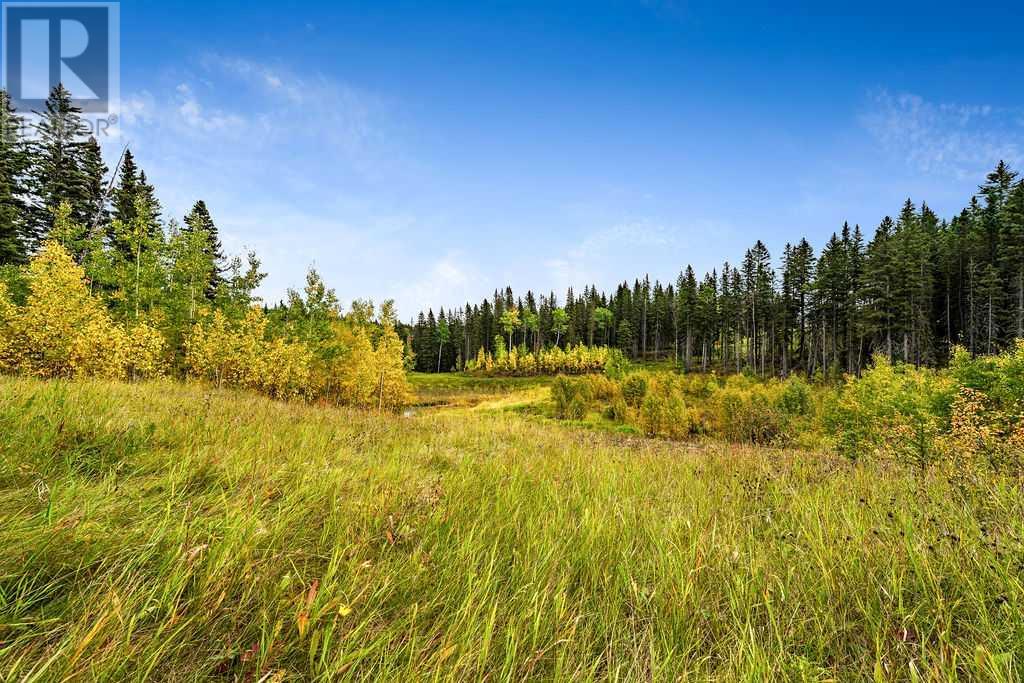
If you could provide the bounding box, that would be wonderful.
[125,322,167,380]
[639,375,690,439]
[467,343,613,377]
[335,322,411,411]
[185,308,411,410]
[0,282,16,373]
[4,242,139,380]
[262,338,317,401]
[186,308,283,394]
[70,316,128,379]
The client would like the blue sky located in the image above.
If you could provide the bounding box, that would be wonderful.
[109,0,1024,319]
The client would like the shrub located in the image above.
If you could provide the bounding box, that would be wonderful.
[551,376,591,420]
[713,382,786,445]
[566,394,588,420]
[778,375,812,417]
[638,375,689,439]
[582,374,618,401]
[603,348,630,380]
[679,372,719,400]
[825,355,954,467]
[621,373,648,408]
[603,395,629,423]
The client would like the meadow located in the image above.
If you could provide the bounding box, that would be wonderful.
[1,375,1022,681]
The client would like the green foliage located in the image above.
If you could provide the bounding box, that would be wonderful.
[551,375,589,420]
[826,355,954,466]
[638,375,689,438]
[602,347,630,380]
[603,394,629,423]
[778,374,812,417]
[620,373,648,408]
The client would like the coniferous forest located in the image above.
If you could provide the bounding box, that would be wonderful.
[411,162,1024,376]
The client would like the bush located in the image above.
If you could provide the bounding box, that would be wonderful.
[581,374,618,402]
[825,355,954,466]
[603,395,629,423]
[566,395,588,420]
[603,348,630,380]
[714,382,785,445]
[621,373,648,408]
[638,375,689,439]
[778,375,812,417]
[551,376,590,420]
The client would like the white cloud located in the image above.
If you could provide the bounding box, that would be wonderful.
[392,253,485,318]
[174,83,247,133]
[862,90,1023,178]
[547,219,677,286]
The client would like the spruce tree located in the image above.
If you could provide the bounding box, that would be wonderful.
[137,171,162,235]
[183,200,225,297]
[29,85,91,244]
[112,149,140,224]
[80,137,108,225]
[0,90,29,264]
[1001,181,1024,339]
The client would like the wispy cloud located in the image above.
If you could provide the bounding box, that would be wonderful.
[862,90,1023,178]
[544,217,733,293]
[392,252,486,318]
[174,83,248,133]
[103,53,434,315]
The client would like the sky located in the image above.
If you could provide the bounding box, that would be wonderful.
[104,0,1024,320]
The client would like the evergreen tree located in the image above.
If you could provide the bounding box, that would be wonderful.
[28,84,91,245]
[112,149,140,224]
[0,90,29,264]
[183,200,225,297]
[80,136,108,229]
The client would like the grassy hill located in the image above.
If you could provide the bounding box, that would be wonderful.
[1,377,1021,680]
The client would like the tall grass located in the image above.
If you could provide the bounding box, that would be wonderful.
[1,377,1021,680]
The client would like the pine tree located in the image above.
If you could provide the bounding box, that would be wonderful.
[80,136,108,229]
[113,149,140,224]
[28,85,91,246]
[183,200,225,298]
[0,90,29,264]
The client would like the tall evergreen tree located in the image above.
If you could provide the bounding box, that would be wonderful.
[183,200,225,297]
[28,84,91,246]
[0,89,29,263]
[80,136,108,230]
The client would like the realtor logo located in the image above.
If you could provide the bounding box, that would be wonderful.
[2,1,119,113]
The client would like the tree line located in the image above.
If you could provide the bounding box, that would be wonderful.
[409,162,1024,377]
[0,84,410,407]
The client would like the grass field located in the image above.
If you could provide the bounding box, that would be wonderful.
[408,373,552,409]
[1,376,1023,681]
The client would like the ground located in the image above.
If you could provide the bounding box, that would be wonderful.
[0,376,1021,680]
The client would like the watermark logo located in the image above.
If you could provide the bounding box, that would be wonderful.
[2,1,119,115]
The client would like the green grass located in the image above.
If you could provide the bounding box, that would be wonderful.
[1,377,1022,681]
[409,372,551,408]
